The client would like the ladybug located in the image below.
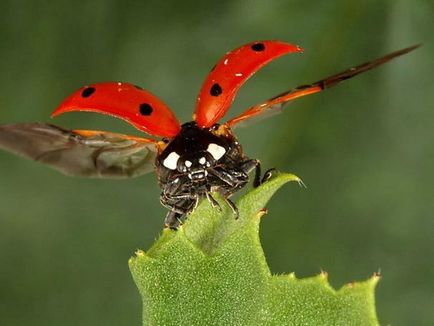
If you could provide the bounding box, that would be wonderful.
[0,41,418,229]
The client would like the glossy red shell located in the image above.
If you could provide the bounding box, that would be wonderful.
[52,82,181,138]
[194,40,303,128]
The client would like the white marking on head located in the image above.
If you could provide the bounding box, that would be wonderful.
[199,157,206,165]
[163,152,180,170]
[207,143,226,161]
[185,160,192,168]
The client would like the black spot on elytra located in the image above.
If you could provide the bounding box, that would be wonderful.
[139,103,153,116]
[81,87,96,98]
[210,83,222,96]
[251,43,265,52]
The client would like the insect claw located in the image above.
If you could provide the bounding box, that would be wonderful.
[164,210,184,230]
[176,218,184,227]
[261,167,279,184]
[223,197,239,219]
[206,192,222,211]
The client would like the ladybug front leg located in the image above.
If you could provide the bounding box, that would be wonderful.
[164,210,183,230]
[239,159,277,187]
[160,176,200,229]
[208,168,248,196]
[222,197,239,218]
[260,168,279,184]
[163,197,199,229]
[239,159,261,187]
[160,184,198,213]
[207,167,248,218]
[161,175,188,197]
[205,192,222,211]
[219,158,262,188]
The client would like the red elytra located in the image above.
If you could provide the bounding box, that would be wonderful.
[50,40,418,138]
[52,82,181,137]
[51,41,305,138]
[193,41,302,127]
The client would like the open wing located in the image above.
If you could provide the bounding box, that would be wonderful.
[52,82,181,138]
[194,40,302,128]
[0,123,158,178]
[227,44,420,127]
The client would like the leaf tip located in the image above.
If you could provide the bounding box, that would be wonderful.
[270,172,306,191]
[370,271,382,286]
[297,177,307,189]
[342,272,381,291]
[128,249,147,266]
[135,249,146,257]
[319,269,329,280]
[256,208,268,219]
[128,249,146,265]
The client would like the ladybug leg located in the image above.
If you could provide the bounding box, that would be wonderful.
[209,167,248,188]
[162,193,196,201]
[205,192,238,218]
[222,197,239,219]
[209,170,248,208]
[207,167,248,218]
[236,159,261,187]
[253,163,261,188]
[162,176,185,196]
[261,168,279,184]
[160,191,199,214]
[239,159,261,188]
[205,192,222,211]
[160,192,193,211]
[164,210,183,230]
[209,169,236,187]
[160,176,195,209]
[240,160,277,187]
[160,177,201,229]
[163,197,198,229]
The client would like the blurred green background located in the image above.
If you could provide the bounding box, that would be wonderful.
[0,1,432,325]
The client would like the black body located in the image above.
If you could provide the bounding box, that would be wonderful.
[156,122,261,229]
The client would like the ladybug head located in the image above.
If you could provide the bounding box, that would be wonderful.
[158,122,232,182]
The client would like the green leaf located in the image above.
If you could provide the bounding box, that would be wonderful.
[129,172,379,326]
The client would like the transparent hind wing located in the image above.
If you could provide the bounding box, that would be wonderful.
[0,123,158,178]
[227,44,420,127]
